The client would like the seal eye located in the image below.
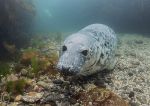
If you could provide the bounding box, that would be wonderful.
[62,46,67,52]
[81,50,88,56]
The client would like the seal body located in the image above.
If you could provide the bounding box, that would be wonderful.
[57,24,117,76]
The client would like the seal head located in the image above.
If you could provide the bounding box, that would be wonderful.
[57,24,117,76]
[57,33,98,75]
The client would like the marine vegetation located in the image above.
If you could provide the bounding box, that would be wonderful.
[72,87,128,106]
[0,62,10,81]
[20,48,38,65]
[6,79,28,95]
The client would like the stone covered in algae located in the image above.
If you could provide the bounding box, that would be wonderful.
[73,87,129,106]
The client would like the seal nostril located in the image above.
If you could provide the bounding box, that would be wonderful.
[62,66,70,72]
[61,66,76,76]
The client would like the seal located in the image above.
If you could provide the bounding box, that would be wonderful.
[57,24,117,76]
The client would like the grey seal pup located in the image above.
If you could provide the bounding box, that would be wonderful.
[57,24,117,76]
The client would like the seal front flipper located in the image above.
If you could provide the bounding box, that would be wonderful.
[106,58,117,71]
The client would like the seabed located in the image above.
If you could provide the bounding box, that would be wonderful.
[0,33,150,106]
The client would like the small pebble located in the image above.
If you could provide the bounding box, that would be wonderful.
[61,101,70,106]
[128,72,133,76]
[69,98,77,104]
[129,102,140,106]
[74,103,80,106]
[53,79,63,85]
[15,95,22,102]
[88,102,92,105]
[94,80,106,88]
[134,40,143,44]
[21,69,28,76]
[129,91,134,98]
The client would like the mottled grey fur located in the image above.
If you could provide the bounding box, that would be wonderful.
[57,24,117,76]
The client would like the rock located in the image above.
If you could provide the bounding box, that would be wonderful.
[22,92,44,103]
[1,77,6,84]
[129,52,136,57]
[74,103,80,106]
[128,72,133,76]
[88,102,93,106]
[130,60,140,66]
[94,80,106,88]
[25,79,36,87]
[6,74,18,81]
[33,85,44,92]
[129,100,140,106]
[37,81,54,89]
[53,79,63,85]
[83,83,96,91]
[136,96,147,104]
[120,93,129,100]
[69,98,77,104]
[45,104,52,106]
[134,40,143,44]
[74,87,129,106]
[40,93,64,103]
[129,91,134,98]
[7,102,19,106]
[0,102,7,106]
[20,69,28,76]
[15,95,22,102]
[60,101,70,106]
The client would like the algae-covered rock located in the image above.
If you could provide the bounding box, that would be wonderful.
[22,92,44,103]
[6,74,18,82]
[15,95,22,102]
[37,81,54,89]
[73,87,129,106]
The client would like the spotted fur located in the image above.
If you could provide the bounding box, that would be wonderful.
[57,24,117,76]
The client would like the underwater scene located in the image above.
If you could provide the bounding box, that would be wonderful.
[0,0,150,106]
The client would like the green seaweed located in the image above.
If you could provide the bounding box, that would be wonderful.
[31,56,40,75]
[0,63,10,81]
[6,79,27,95]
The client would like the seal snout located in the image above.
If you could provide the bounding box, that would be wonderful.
[61,66,70,72]
[57,63,77,75]
[57,63,71,72]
